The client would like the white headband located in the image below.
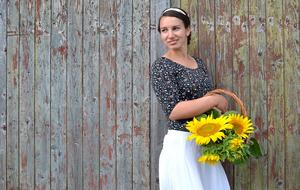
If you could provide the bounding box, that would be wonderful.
[163,8,187,16]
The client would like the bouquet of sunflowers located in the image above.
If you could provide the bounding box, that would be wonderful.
[186,89,262,165]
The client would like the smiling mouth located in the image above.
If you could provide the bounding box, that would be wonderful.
[167,40,177,45]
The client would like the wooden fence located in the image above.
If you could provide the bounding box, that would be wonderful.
[0,0,299,189]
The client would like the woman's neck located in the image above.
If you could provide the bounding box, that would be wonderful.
[164,49,189,60]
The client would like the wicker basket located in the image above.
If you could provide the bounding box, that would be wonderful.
[207,89,247,116]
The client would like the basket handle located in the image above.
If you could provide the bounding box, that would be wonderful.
[206,89,248,116]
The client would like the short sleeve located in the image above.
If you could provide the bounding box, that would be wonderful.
[151,59,181,116]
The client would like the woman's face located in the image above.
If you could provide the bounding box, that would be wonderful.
[159,16,190,50]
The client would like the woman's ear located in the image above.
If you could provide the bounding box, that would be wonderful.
[186,27,191,36]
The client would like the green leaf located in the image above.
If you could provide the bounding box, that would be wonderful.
[195,114,208,120]
[223,110,239,116]
[249,138,263,158]
[206,108,221,118]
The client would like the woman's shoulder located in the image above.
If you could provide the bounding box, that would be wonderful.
[192,56,205,65]
[152,57,176,71]
[192,56,209,69]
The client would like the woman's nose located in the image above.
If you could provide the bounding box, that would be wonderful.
[167,31,174,38]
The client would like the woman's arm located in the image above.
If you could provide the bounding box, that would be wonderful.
[169,94,228,121]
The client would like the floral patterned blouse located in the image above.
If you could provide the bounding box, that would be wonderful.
[151,56,212,131]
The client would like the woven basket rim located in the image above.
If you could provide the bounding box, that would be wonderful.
[207,88,247,116]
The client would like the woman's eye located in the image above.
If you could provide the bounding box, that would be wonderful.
[161,29,167,32]
[172,27,180,31]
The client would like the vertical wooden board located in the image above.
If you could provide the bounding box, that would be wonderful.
[34,0,51,189]
[50,0,68,189]
[283,0,300,189]
[19,0,35,189]
[181,0,199,56]
[99,0,117,189]
[132,0,150,189]
[0,0,7,189]
[214,0,234,186]
[215,0,233,88]
[116,0,133,189]
[67,0,83,189]
[198,0,216,86]
[231,0,251,189]
[266,0,285,189]
[82,0,100,189]
[6,0,19,189]
[150,1,169,189]
[7,37,19,190]
[249,0,268,189]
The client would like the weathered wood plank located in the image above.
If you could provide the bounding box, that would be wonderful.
[6,0,19,189]
[198,0,216,86]
[150,1,169,189]
[19,0,35,189]
[215,0,233,88]
[0,0,7,189]
[50,0,68,189]
[214,0,234,187]
[132,0,150,189]
[0,0,7,190]
[67,0,83,189]
[181,0,199,56]
[99,0,117,189]
[116,0,133,189]
[266,0,285,189]
[7,36,19,190]
[231,0,251,189]
[34,0,51,189]
[283,0,300,189]
[170,0,180,8]
[249,0,268,189]
[82,0,100,189]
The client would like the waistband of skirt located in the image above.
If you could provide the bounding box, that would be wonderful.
[167,129,191,136]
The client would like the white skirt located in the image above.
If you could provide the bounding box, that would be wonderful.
[159,130,231,190]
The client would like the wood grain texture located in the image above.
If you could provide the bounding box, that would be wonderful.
[116,0,133,189]
[214,0,234,187]
[231,0,251,189]
[67,0,83,189]
[35,0,52,189]
[82,0,100,189]
[19,0,35,189]
[181,0,199,56]
[50,0,68,189]
[266,0,285,189]
[99,0,117,189]
[0,0,7,189]
[283,0,300,189]
[150,1,169,189]
[248,0,269,189]
[132,0,151,189]
[198,0,216,86]
[7,37,19,190]
[1,1,300,190]
[170,0,180,8]
[249,0,268,189]
[6,0,20,189]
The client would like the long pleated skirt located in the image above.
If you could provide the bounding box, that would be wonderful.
[159,130,231,190]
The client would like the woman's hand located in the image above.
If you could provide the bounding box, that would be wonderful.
[209,94,228,113]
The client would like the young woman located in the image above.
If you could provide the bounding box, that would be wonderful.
[151,7,231,190]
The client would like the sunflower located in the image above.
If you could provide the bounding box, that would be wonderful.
[227,114,254,139]
[230,137,244,150]
[198,154,220,165]
[186,115,232,145]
